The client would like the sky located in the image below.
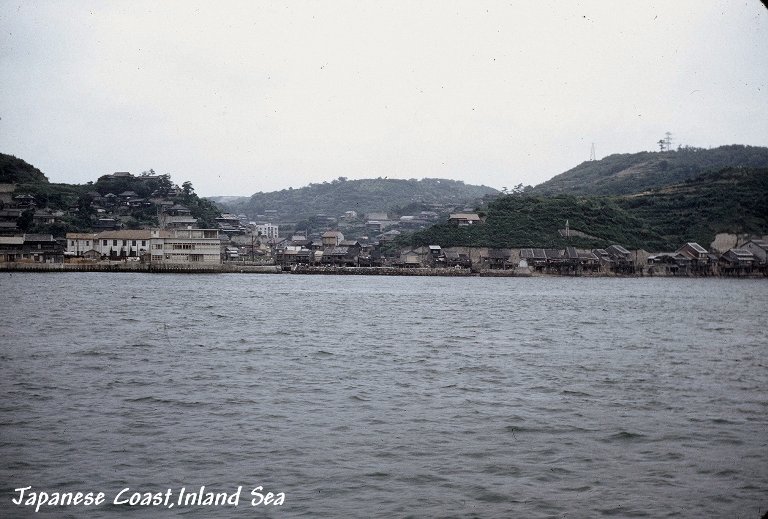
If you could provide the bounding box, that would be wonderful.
[1,1,767,196]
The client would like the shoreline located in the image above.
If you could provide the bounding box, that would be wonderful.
[1,262,765,278]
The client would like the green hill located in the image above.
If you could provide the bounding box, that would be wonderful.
[405,167,768,251]
[215,177,498,220]
[0,153,49,184]
[614,167,768,247]
[531,145,768,196]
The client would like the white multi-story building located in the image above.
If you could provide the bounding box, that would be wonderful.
[252,223,279,240]
[66,229,220,264]
[66,231,152,258]
[65,233,98,256]
[149,228,221,264]
[96,230,153,258]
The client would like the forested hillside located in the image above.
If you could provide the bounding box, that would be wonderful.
[531,145,768,196]
[215,177,497,220]
[405,167,768,251]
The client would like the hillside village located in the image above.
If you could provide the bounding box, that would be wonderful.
[0,171,766,276]
[1,148,767,276]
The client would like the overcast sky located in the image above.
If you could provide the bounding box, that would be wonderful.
[1,1,766,196]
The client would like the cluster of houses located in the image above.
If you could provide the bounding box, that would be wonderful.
[1,170,766,275]
[265,231,768,276]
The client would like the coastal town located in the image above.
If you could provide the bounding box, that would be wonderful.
[0,171,766,277]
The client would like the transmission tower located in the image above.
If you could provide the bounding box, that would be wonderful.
[589,143,596,161]
[665,132,673,151]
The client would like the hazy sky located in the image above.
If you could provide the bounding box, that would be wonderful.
[2,1,767,196]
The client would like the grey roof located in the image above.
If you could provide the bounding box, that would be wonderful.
[488,249,510,259]
[686,242,708,253]
[327,246,350,256]
[23,234,56,242]
[746,239,768,249]
[608,244,631,255]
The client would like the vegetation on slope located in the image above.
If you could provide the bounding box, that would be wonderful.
[217,177,498,220]
[614,167,768,246]
[0,154,49,184]
[2,156,221,233]
[532,145,768,196]
[405,195,667,250]
[404,167,768,251]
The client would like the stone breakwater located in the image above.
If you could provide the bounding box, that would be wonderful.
[1,262,765,277]
[0,262,281,274]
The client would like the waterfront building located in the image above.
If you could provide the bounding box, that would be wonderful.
[149,228,221,264]
[65,233,99,256]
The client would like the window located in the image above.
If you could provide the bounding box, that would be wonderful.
[86,241,90,246]
[113,240,117,246]
[122,240,127,246]
[103,240,108,246]
[132,240,136,246]
[70,241,75,246]
[141,240,146,246]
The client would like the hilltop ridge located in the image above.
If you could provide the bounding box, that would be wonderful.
[531,144,768,196]
[213,177,498,222]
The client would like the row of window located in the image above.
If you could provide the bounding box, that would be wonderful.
[99,240,148,247]
[150,254,207,262]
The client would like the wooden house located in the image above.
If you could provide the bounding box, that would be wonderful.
[719,248,756,275]
[448,213,481,226]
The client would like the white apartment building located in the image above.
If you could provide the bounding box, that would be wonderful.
[96,230,153,257]
[65,233,98,256]
[252,223,279,240]
[66,229,220,264]
[66,231,152,257]
[149,228,221,264]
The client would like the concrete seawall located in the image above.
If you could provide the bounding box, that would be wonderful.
[1,262,765,278]
[0,262,281,274]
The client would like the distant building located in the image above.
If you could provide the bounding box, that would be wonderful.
[322,230,344,247]
[65,233,99,256]
[95,230,153,258]
[742,239,768,265]
[448,213,481,226]
[253,223,279,240]
[0,234,63,263]
[149,228,221,264]
[719,248,756,274]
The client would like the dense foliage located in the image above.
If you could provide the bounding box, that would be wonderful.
[0,153,49,184]
[404,167,768,251]
[406,194,667,250]
[1,157,222,233]
[213,177,498,221]
[532,145,768,196]
[614,167,768,246]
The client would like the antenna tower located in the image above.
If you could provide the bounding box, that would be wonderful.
[589,143,596,161]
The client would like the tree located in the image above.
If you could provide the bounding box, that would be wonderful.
[18,209,34,232]
[182,181,195,196]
